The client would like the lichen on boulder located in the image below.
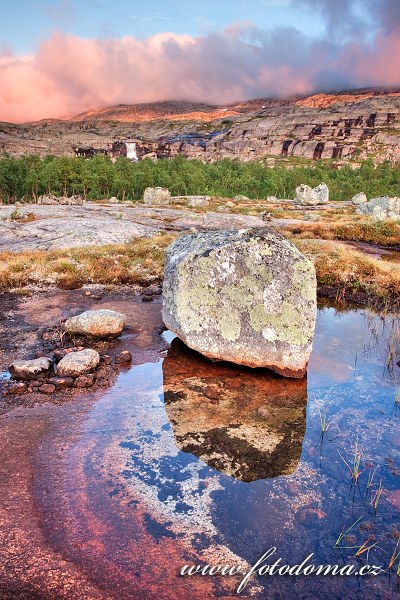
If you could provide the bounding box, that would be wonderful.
[162,228,317,378]
[295,182,329,205]
[143,187,171,205]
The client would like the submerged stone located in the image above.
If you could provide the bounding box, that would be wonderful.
[162,228,317,378]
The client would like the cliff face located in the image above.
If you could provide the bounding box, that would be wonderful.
[1,90,400,164]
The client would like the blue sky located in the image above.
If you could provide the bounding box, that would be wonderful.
[1,0,325,54]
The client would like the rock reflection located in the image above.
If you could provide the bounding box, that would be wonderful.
[163,339,307,482]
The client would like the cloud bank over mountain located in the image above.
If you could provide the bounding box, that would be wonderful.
[1,0,400,122]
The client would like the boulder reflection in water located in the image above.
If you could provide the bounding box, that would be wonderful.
[163,338,307,482]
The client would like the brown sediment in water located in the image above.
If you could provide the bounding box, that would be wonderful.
[0,298,245,599]
[163,339,307,481]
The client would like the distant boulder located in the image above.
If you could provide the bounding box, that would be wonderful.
[266,196,278,203]
[356,196,400,221]
[295,182,329,205]
[37,194,59,205]
[37,194,83,206]
[187,195,210,207]
[351,192,368,205]
[234,195,250,202]
[143,187,171,205]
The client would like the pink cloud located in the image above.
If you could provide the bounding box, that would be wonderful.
[1,24,400,123]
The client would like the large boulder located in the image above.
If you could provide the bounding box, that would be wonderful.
[56,349,100,377]
[356,196,400,221]
[64,309,126,337]
[162,228,317,378]
[295,183,329,205]
[143,187,171,205]
[351,192,368,205]
[9,357,52,380]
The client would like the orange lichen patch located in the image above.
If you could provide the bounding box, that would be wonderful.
[296,91,400,109]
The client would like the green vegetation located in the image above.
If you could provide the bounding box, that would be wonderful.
[1,154,400,203]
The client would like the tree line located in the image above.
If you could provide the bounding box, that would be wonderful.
[0,154,399,203]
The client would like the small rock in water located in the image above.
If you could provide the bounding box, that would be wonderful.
[64,309,126,337]
[162,228,317,378]
[57,349,100,377]
[9,357,53,380]
[101,355,113,365]
[115,350,132,364]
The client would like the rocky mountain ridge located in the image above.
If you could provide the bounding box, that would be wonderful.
[1,88,400,164]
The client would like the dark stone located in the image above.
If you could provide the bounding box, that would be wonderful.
[115,350,132,364]
[39,383,56,394]
[74,375,95,388]
[9,382,27,395]
[49,376,74,389]
[101,354,113,365]
[52,349,66,362]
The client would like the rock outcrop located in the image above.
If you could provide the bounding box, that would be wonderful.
[9,357,52,380]
[64,309,126,337]
[162,228,317,378]
[56,349,100,377]
[3,91,400,164]
[356,196,400,220]
[295,183,329,205]
[143,187,171,205]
